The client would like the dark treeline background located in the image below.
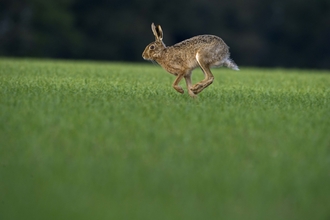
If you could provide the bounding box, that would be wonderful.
[1,0,329,69]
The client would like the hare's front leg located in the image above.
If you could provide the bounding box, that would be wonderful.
[191,55,214,94]
[184,73,196,98]
[172,74,184,94]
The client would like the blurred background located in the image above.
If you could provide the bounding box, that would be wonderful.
[1,0,329,69]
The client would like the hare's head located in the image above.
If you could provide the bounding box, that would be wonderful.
[142,23,166,61]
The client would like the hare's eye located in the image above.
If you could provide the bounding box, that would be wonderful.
[149,45,155,50]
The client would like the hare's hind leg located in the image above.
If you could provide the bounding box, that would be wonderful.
[191,53,214,94]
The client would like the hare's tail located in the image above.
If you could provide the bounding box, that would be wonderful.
[223,58,239,71]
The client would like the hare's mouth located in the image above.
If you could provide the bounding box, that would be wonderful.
[142,55,151,61]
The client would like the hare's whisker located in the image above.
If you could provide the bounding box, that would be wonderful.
[151,60,157,65]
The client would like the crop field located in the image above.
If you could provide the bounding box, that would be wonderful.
[0,58,330,220]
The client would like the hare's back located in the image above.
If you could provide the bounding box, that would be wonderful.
[174,35,227,50]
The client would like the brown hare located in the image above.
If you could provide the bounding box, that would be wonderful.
[142,23,239,97]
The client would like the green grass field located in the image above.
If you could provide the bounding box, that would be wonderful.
[1,58,330,220]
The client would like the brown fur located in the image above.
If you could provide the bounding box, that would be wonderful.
[142,23,238,97]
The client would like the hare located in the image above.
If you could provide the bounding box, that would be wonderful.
[142,23,239,97]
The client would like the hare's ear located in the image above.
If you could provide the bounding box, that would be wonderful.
[151,23,163,41]
[151,23,158,39]
[156,25,163,41]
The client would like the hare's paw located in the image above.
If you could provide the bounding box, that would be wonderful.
[173,85,184,94]
[191,83,204,94]
[188,89,197,98]
[192,79,214,94]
